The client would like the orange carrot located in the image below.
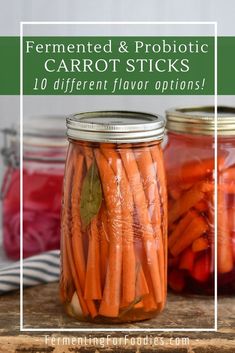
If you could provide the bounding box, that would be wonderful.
[168,181,214,225]
[84,217,102,300]
[120,146,163,305]
[179,247,196,272]
[219,183,235,194]
[99,203,109,290]
[60,147,77,302]
[61,147,89,316]
[151,144,168,301]
[191,252,211,282]
[168,210,197,249]
[120,262,150,310]
[60,234,74,303]
[135,263,149,297]
[168,185,182,200]
[101,145,136,306]
[192,237,209,252]
[169,223,177,233]
[180,182,194,191]
[134,217,158,312]
[134,300,144,309]
[70,153,86,290]
[69,148,98,318]
[81,144,102,299]
[83,143,94,169]
[218,191,233,273]
[60,148,74,303]
[194,200,208,212]
[135,145,165,303]
[170,215,208,257]
[220,167,235,182]
[228,208,235,232]
[95,149,122,317]
[232,232,235,262]
[167,158,217,185]
[65,235,89,317]
[218,160,235,195]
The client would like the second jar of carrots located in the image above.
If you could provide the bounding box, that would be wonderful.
[164,106,235,295]
[60,111,167,323]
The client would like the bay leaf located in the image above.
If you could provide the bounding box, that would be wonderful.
[80,161,102,228]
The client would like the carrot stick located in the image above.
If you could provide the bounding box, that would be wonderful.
[170,215,208,257]
[99,203,109,290]
[135,145,165,304]
[194,200,208,212]
[151,144,168,301]
[168,185,182,200]
[60,234,75,303]
[84,217,102,300]
[135,263,149,299]
[120,147,163,304]
[219,166,235,194]
[191,252,211,282]
[220,167,235,182]
[101,145,136,306]
[83,143,94,169]
[61,147,89,316]
[81,145,103,299]
[134,216,158,312]
[60,146,77,303]
[180,182,194,191]
[218,191,234,273]
[219,183,235,194]
[134,145,161,234]
[179,247,196,272]
[134,300,144,309]
[167,158,217,185]
[168,210,197,249]
[70,149,98,318]
[192,237,209,252]
[65,235,89,316]
[95,149,122,317]
[232,232,235,262]
[120,262,149,310]
[169,181,214,225]
[228,208,235,232]
[60,148,75,302]
[70,153,86,290]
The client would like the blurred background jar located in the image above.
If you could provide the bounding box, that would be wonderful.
[164,106,235,295]
[1,115,67,260]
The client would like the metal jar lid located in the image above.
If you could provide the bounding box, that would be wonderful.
[67,111,166,143]
[166,106,235,136]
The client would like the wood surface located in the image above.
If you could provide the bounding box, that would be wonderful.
[0,282,234,352]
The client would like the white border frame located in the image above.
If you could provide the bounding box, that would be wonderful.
[20,21,218,332]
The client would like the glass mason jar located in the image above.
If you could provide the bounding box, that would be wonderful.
[1,115,67,260]
[164,106,235,295]
[60,111,167,323]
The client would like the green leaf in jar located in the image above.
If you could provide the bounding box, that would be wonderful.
[80,161,102,228]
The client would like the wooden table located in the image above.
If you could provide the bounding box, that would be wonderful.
[0,282,234,352]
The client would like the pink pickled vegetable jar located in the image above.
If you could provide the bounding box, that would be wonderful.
[1,115,67,259]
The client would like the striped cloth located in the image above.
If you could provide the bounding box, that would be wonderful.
[0,250,60,295]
